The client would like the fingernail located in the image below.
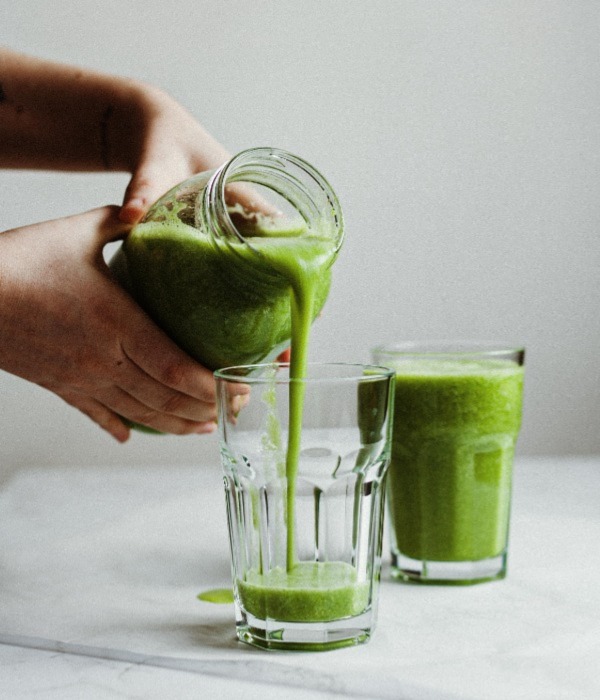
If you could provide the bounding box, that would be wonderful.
[119,200,144,223]
[231,394,250,415]
[231,383,251,395]
[195,421,217,434]
[110,425,130,443]
[127,197,144,210]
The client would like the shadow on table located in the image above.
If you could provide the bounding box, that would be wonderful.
[131,617,239,652]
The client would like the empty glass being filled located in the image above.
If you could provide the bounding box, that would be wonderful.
[215,362,395,651]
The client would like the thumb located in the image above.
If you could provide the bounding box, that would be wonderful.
[119,162,170,224]
[89,205,132,245]
[69,206,132,264]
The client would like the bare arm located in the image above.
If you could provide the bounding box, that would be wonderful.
[0,47,230,222]
[0,47,143,172]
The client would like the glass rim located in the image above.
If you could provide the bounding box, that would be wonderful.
[214,361,395,385]
[372,340,525,358]
[205,146,344,254]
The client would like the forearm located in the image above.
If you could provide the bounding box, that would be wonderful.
[0,47,160,172]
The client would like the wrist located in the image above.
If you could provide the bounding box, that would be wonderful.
[109,80,187,173]
[102,79,149,172]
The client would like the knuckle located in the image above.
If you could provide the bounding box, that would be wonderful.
[135,409,158,428]
[62,356,98,392]
[160,392,188,416]
[100,204,121,219]
[90,295,114,322]
[200,381,217,404]
[160,393,217,423]
[161,361,187,390]
[132,173,154,190]
[78,348,117,385]
[126,406,189,436]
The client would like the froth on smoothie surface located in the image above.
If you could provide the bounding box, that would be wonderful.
[390,358,523,377]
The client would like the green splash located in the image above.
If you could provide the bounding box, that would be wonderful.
[197,588,234,604]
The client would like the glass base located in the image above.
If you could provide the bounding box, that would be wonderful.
[391,550,507,585]
[236,610,373,651]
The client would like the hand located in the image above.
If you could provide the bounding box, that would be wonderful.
[0,206,249,441]
[118,88,231,224]
[117,88,286,224]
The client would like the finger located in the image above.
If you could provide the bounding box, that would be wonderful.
[22,206,130,250]
[224,182,282,218]
[226,392,251,425]
[120,158,280,225]
[120,328,250,405]
[91,205,132,245]
[98,385,217,435]
[117,355,219,423]
[277,348,291,364]
[119,170,157,223]
[119,159,186,224]
[63,384,216,437]
[99,272,250,417]
[62,205,132,262]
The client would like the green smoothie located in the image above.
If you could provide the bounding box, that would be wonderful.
[110,218,332,371]
[387,358,524,564]
[238,562,370,622]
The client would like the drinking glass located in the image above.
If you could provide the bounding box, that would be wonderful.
[372,342,525,585]
[215,362,395,650]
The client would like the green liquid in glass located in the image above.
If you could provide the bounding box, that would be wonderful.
[112,219,332,371]
[388,358,524,562]
[238,562,369,622]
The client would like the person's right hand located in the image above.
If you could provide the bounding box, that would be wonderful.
[0,206,249,442]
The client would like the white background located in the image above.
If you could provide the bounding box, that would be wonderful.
[0,0,598,468]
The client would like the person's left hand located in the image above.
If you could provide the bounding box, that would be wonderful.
[0,206,250,441]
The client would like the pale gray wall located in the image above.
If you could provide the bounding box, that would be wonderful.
[1,0,598,467]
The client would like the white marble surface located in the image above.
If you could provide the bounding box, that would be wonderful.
[1,456,599,699]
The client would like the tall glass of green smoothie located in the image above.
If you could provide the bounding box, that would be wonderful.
[215,362,395,650]
[372,342,525,585]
